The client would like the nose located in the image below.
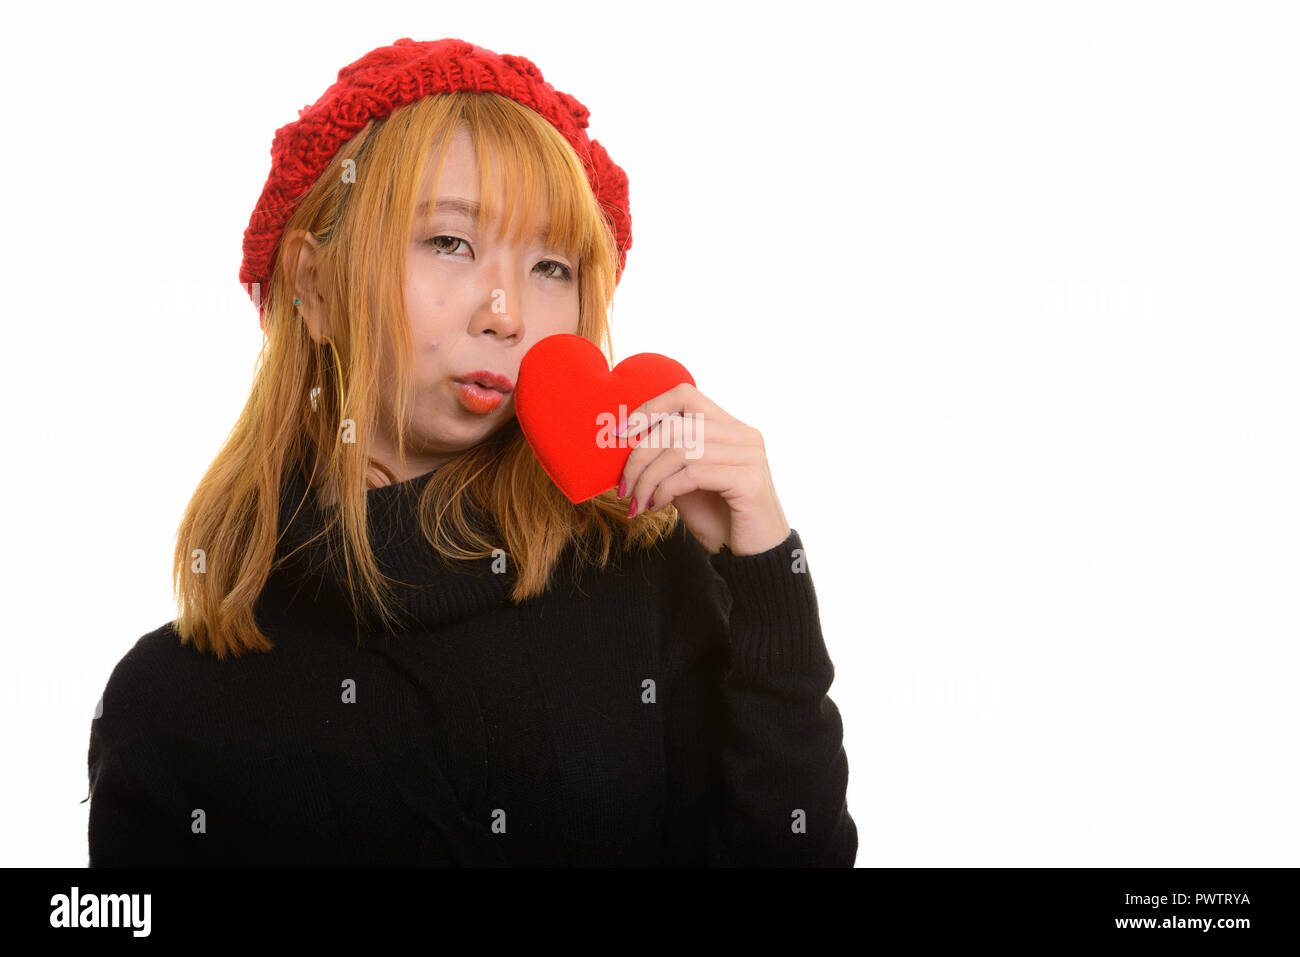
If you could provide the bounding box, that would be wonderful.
[472,263,525,342]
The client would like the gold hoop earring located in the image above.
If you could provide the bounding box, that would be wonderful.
[321,335,345,429]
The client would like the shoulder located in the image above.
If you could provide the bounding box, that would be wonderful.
[93,622,219,742]
[102,621,210,683]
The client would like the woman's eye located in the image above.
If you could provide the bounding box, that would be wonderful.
[535,260,573,281]
[426,235,469,256]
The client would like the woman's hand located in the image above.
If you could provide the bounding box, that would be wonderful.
[615,383,791,556]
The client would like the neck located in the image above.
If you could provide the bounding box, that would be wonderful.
[265,456,506,638]
[313,460,420,510]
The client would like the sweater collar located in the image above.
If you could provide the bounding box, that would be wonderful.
[264,458,509,636]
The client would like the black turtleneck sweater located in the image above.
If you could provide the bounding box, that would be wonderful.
[87,463,858,866]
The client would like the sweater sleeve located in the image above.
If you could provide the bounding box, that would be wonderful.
[87,639,204,867]
[663,523,858,867]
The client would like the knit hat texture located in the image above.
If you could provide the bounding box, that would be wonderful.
[239,37,631,318]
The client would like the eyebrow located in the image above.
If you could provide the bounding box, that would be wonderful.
[415,198,478,218]
[415,197,551,239]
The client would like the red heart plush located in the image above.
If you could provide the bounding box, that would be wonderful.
[515,333,696,503]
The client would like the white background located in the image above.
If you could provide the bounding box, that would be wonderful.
[1,0,1296,867]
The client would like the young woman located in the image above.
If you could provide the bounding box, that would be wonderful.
[87,37,857,867]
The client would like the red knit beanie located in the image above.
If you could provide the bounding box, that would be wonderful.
[239,37,631,320]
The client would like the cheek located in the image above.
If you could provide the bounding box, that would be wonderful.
[402,262,449,318]
[552,287,581,330]
[403,285,452,344]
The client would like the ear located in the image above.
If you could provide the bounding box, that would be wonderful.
[285,229,328,342]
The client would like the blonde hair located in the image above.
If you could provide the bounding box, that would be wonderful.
[173,91,678,659]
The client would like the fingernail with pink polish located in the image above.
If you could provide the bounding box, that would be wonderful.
[628,496,637,518]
